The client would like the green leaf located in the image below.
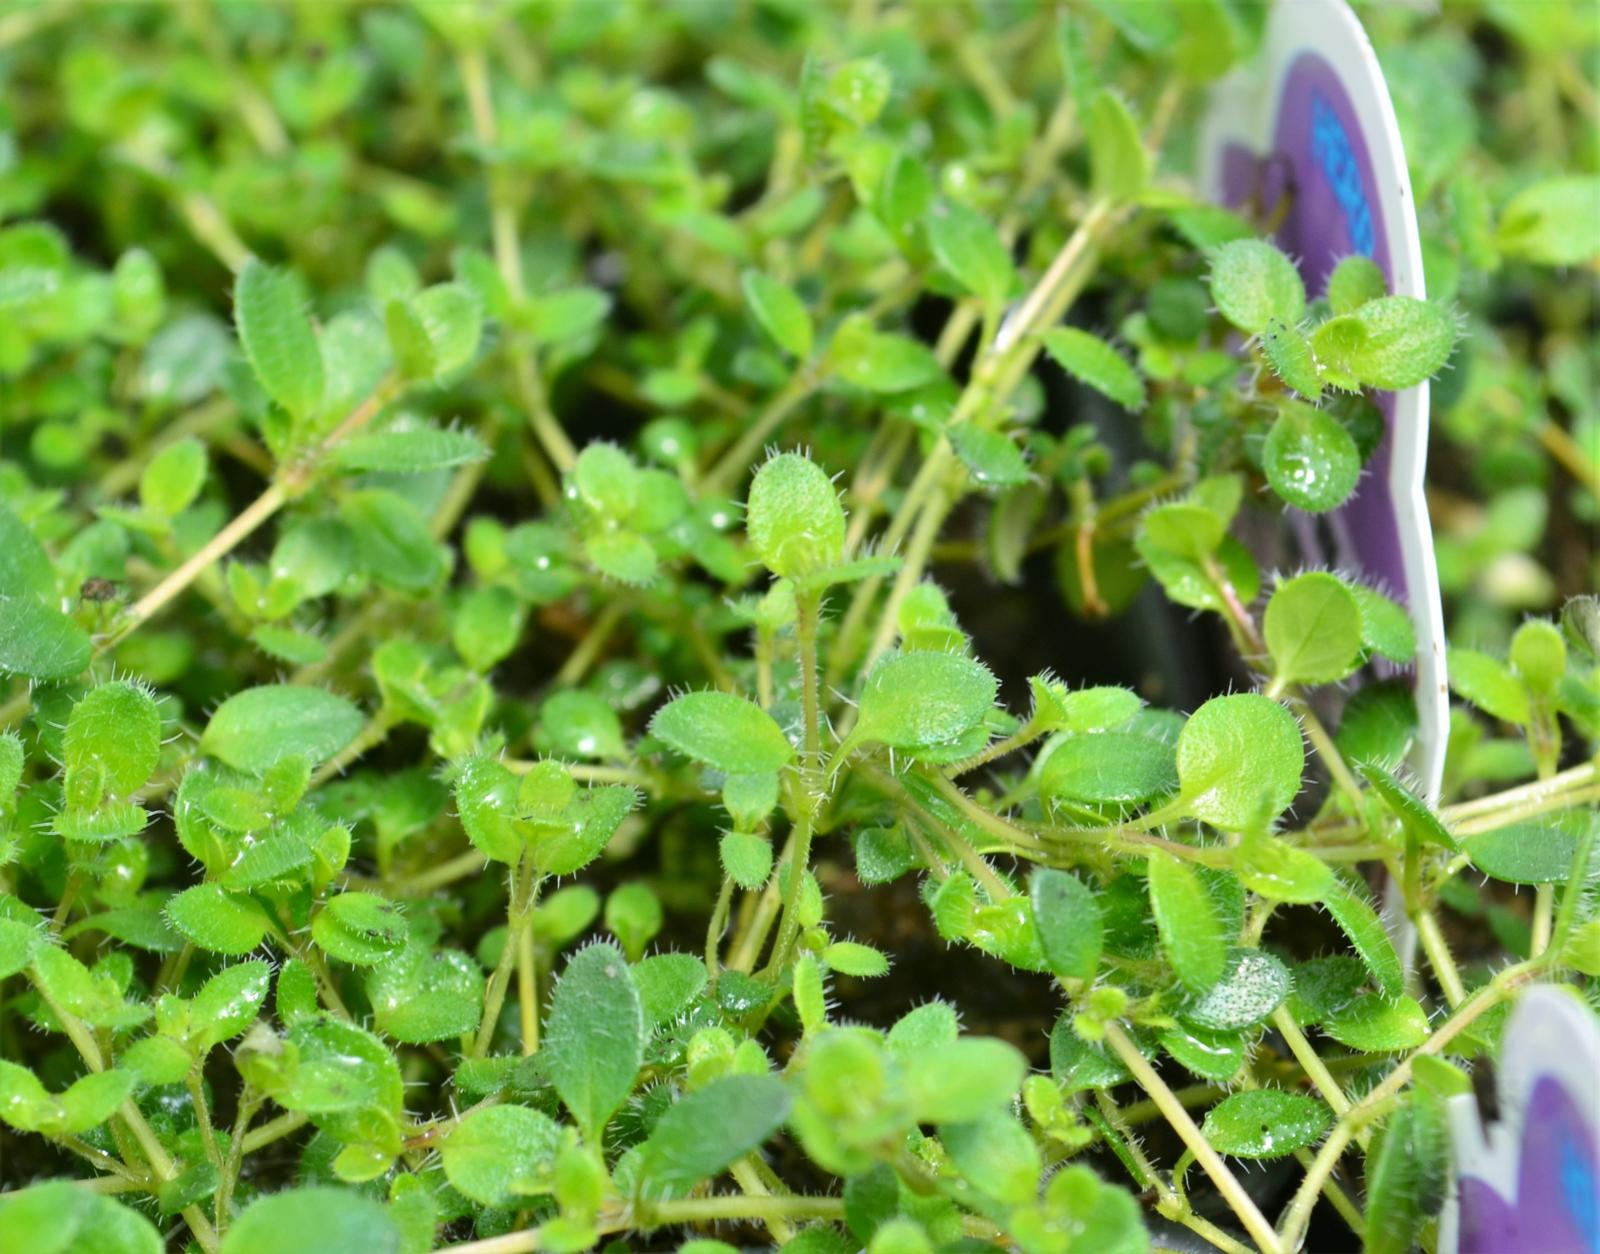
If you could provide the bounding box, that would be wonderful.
[1338,296,1457,390]
[650,690,794,775]
[605,882,663,962]
[220,1187,401,1254]
[925,201,1015,305]
[1038,731,1177,808]
[440,1104,562,1207]
[330,424,487,474]
[1359,762,1457,850]
[1030,869,1103,981]
[0,593,91,681]
[384,298,435,381]
[312,892,408,967]
[1363,1096,1449,1254]
[746,452,846,579]
[1325,255,1387,314]
[1176,694,1304,829]
[1352,585,1416,663]
[1209,239,1305,335]
[0,505,54,600]
[633,953,708,1025]
[139,437,207,516]
[1496,175,1600,265]
[1087,90,1147,201]
[64,681,161,802]
[1042,328,1146,411]
[949,425,1031,490]
[368,947,484,1042]
[189,959,272,1052]
[1324,992,1430,1051]
[1323,882,1403,997]
[1159,1024,1246,1081]
[821,941,890,977]
[531,784,636,877]
[544,942,643,1139]
[1261,318,1322,401]
[1510,619,1566,693]
[831,317,944,393]
[341,488,447,593]
[1447,647,1531,725]
[849,651,997,751]
[741,271,814,359]
[0,1182,162,1254]
[203,685,363,774]
[1264,572,1364,687]
[1235,832,1334,903]
[1182,948,1292,1030]
[640,1075,792,1194]
[412,282,482,376]
[903,1038,1026,1123]
[941,1110,1042,1206]
[453,756,522,863]
[1200,1090,1330,1159]
[164,885,270,955]
[1465,819,1584,884]
[0,917,43,979]
[523,287,612,347]
[539,690,626,760]
[235,260,325,421]
[1146,852,1227,991]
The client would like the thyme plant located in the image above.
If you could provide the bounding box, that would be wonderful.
[0,4,1596,1254]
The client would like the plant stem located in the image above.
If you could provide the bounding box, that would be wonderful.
[517,897,540,1055]
[216,1089,265,1232]
[105,379,397,652]
[1103,1023,1282,1254]
[474,857,539,1056]
[1415,906,1467,1007]
[1270,1007,1355,1122]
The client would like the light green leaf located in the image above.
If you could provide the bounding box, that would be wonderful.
[1465,819,1584,884]
[341,488,448,593]
[0,593,91,681]
[1042,328,1146,411]
[1209,239,1305,335]
[202,685,364,774]
[235,260,324,421]
[633,953,708,1026]
[544,942,643,1139]
[189,960,272,1052]
[746,452,846,579]
[412,282,482,377]
[330,424,487,474]
[164,885,270,955]
[64,682,161,801]
[1324,992,1430,1051]
[831,317,943,393]
[949,425,1030,490]
[1325,254,1387,313]
[821,941,890,977]
[367,947,484,1042]
[1200,1090,1330,1158]
[925,200,1015,305]
[1340,296,1457,390]
[1447,647,1531,725]
[640,1075,792,1194]
[1496,175,1600,266]
[1176,694,1304,829]
[1351,585,1416,663]
[1038,732,1177,807]
[139,437,207,517]
[850,651,997,751]
[903,1038,1026,1123]
[0,1182,162,1254]
[741,271,814,359]
[1030,869,1103,981]
[0,917,43,980]
[1088,90,1147,201]
[1360,762,1457,850]
[1323,881,1403,997]
[1261,318,1322,401]
[440,1104,562,1207]
[219,1187,401,1254]
[1147,851,1227,991]
[650,690,794,775]
[1264,572,1364,687]
[312,892,408,967]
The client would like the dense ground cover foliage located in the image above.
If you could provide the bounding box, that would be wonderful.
[0,3,1596,1253]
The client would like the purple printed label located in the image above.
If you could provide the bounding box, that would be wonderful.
[1219,52,1410,609]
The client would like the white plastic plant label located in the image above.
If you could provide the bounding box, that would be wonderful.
[1197,0,1449,803]
[1441,986,1600,1253]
